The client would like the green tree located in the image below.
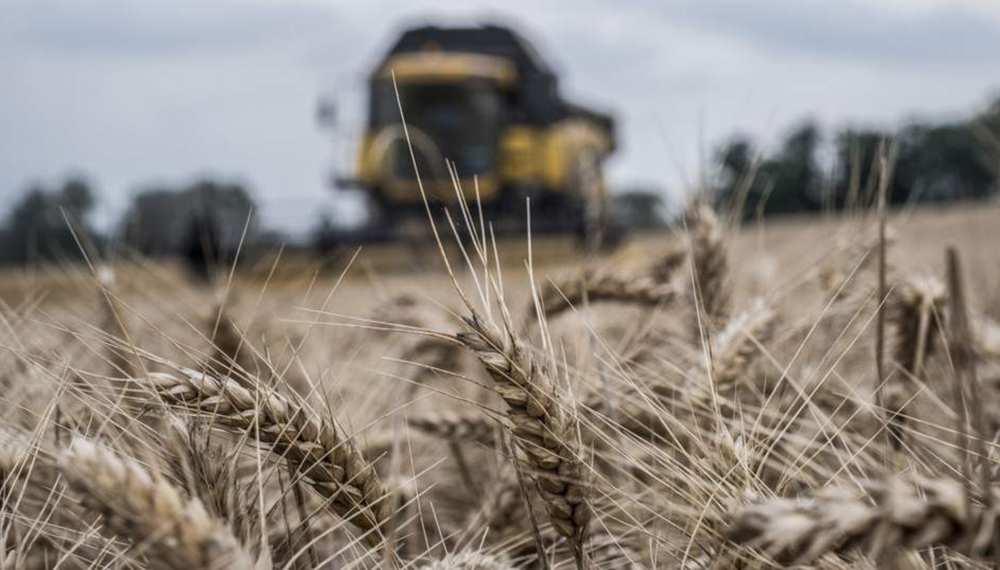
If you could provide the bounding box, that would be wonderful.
[716,123,823,219]
[613,188,668,230]
[716,99,1000,221]
[0,176,98,266]
[121,179,256,259]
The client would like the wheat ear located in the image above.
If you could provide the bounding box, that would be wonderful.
[409,411,498,447]
[687,200,728,337]
[164,417,263,558]
[649,245,688,285]
[588,303,774,446]
[890,276,946,377]
[419,551,513,569]
[96,265,136,378]
[400,336,462,397]
[686,300,776,407]
[457,312,591,555]
[0,428,29,480]
[974,316,1000,358]
[726,476,1000,565]
[462,471,522,539]
[538,270,677,319]
[884,276,946,445]
[59,438,254,570]
[136,368,390,547]
[587,534,646,569]
[207,302,252,376]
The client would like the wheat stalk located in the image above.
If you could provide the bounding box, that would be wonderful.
[0,427,54,513]
[698,300,775,394]
[537,270,678,319]
[96,264,136,378]
[974,316,1000,358]
[726,475,1000,565]
[649,245,688,285]
[461,471,522,541]
[59,438,254,570]
[0,428,29,480]
[207,302,253,377]
[457,311,592,557]
[890,276,946,377]
[400,336,462,397]
[368,293,426,336]
[164,417,263,558]
[587,534,646,569]
[420,551,513,569]
[135,367,391,547]
[583,302,774,445]
[687,200,728,337]
[409,411,498,448]
[884,275,946,445]
[816,230,887,300]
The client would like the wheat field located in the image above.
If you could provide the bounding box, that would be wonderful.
[1,199,999,569]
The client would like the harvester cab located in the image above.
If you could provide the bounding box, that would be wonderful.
[331,24,616,246]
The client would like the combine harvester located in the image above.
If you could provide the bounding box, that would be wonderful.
[321,23,618,249]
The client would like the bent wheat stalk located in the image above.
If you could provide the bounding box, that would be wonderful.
[409,410,498,448]
[726,476,1000,565]
[59,438,254,570]
[537,270,678,319]
[135,368,390,548]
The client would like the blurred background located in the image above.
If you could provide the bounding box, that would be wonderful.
[1,0,998,269]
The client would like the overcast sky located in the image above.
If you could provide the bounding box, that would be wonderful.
[2,0,999,234]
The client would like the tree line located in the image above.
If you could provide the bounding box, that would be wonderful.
[713,97,1000,219]
[1,97,998,267]
[0,178,257,270]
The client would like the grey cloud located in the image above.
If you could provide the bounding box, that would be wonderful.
[655,0,1000,68]
[1,1,337,59]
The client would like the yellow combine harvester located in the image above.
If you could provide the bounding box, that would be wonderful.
[334,23,616,244]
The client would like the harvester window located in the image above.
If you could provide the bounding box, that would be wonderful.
[370,80,501,178]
